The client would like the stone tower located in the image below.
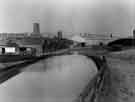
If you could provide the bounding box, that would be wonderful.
[33,23,40,34]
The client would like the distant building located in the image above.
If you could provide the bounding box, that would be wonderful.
[0,23,73,55]
[31,23,42,38]
[71,35,85,43]
[0,23,45,56]
[33,23,40,34]
[0,23,42,40]
[0,46,16,54]
[0,41,19,55]
[0,33,29,40]
[57,30,62,39]
[17,37,44,56]
[133,29,135,39]
[80,33,120,45]
[70,35,86,47]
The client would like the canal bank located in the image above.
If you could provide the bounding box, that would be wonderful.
[0,55,98,102]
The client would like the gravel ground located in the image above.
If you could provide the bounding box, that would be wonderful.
[104,49,135,102]
[78,49,135,102]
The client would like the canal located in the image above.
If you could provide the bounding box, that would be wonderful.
[0,54,98,102]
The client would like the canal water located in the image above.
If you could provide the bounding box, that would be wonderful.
[0,54,98,102]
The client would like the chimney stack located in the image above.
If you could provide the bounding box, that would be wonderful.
[57,30,62,39]
[33,23,40,34]
[133,29,135,39]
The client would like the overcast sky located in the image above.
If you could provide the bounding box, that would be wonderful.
[0,0,135,36]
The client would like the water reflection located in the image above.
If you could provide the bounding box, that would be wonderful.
[0,55,97,102]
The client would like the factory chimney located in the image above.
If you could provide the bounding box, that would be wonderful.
[132,28,135,46]
[133,29,135,39]
[33,23,40,34]
[57,30,62,39]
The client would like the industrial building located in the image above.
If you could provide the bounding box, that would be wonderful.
[0,23,44,56]
[0,23,72,56]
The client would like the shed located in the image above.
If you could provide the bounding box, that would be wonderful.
[17,37,44,56]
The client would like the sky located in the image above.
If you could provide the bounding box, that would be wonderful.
[0,0,135,36]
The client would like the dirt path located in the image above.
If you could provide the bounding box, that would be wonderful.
[76,49,135,102]
[106,57,135,102]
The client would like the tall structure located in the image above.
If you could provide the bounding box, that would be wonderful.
[133,29,135,39]
[132,29,135,46]
[57,30,62,39]
[33,23,40,34]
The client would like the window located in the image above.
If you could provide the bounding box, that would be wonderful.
[5,47,16,53]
